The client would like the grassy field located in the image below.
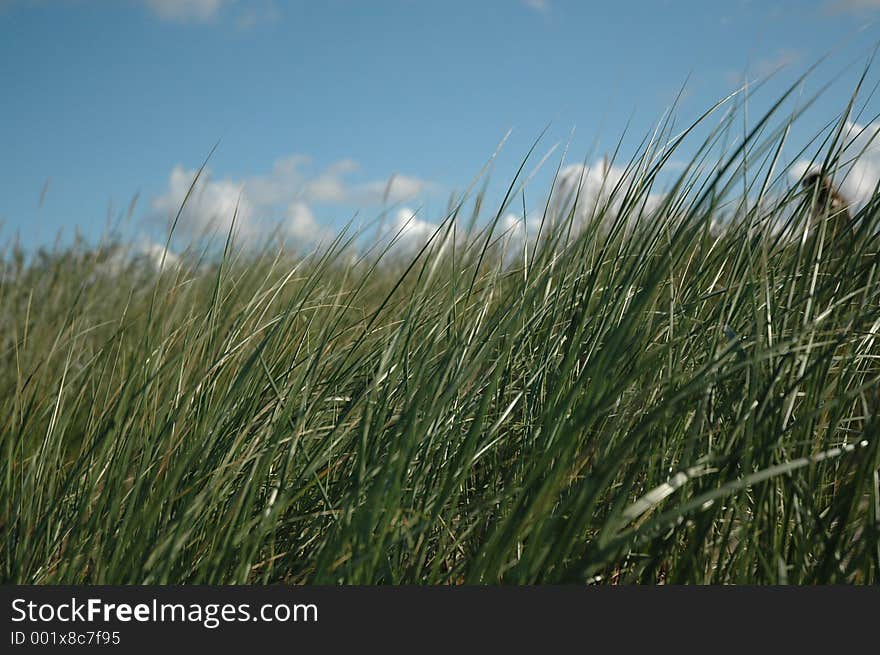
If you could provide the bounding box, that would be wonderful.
[2,82,879,584]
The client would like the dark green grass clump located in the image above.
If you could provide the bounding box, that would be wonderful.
[2,82,880,584]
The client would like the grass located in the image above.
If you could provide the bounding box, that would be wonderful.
[2,75,880,584]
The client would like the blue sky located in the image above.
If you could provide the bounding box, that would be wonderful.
[2,0,880,252]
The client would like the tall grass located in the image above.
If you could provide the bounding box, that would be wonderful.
[2,76,879,584]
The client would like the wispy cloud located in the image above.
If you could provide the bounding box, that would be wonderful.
[239,155,434,207]
[142,0,229,23]
[149,155,435,246]
[725,49,801,86]
[827,0,880,13]
[234,0,279,30]
[522,0,550,14]
[0,0,258,25]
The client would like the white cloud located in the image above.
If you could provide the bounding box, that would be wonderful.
[151,165,255,240]
[501,212,527,242]
[498,210,543,256]
[842,122,880,204]
[384,207,440,254]
[95,238,181,277]
[790,120,880,211]
[549,159,664,234]
[143,0,229,23]
[135,238,181,270]
[394,207,436,239]
[149,156,434,247]
[285,201,330,244]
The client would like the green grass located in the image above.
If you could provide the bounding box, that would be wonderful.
[2,78,879,584]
